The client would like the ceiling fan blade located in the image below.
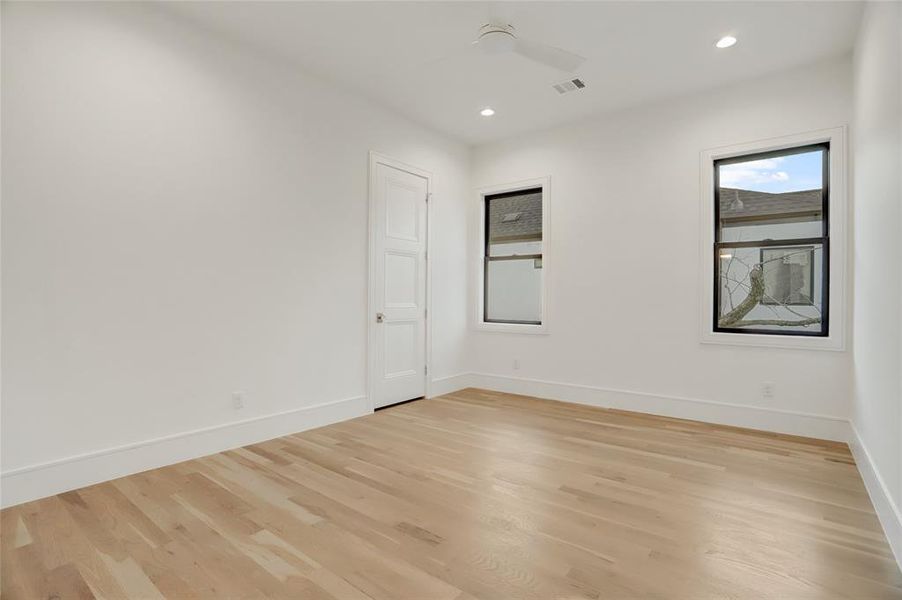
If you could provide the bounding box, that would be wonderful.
[513,38,585,72]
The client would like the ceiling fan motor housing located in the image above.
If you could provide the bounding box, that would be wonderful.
[477,24,517,54]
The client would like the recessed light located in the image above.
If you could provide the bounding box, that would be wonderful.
[480,107,495,117]
[715,35,737,49]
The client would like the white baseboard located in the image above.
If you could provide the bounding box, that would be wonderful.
[4,374,896,571]
[445,375,897,570]
[465,372,851,442]
[447,374,902,563]
[429,373,472,397]
[1,395,369,508]
[848,424,902,571]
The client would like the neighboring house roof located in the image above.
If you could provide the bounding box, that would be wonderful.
[720,187,822,223]
[488,191,542,242]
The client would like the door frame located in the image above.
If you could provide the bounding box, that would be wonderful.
[367,151,433,412]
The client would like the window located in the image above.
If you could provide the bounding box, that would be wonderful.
[482,186,544,326]
[714,143,829,336]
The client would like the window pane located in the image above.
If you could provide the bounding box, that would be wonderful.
[489,240,541,258]
[487,189,542,257]
[717,243,824,334]
[486,258,542,323]
[718,148,824,242]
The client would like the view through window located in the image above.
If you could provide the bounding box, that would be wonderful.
[484,188,543,325]
[714,144,829,336]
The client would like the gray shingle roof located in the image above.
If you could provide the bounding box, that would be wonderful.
[488,192,542,242]
[720,187,822,222]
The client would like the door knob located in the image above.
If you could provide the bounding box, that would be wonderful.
[376,312,384,323]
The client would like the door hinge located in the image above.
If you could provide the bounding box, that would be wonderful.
[425,364,428,375]
[425,193,431,202]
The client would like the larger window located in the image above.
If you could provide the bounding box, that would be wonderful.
[483,187,544,325]
[714,143,829,336]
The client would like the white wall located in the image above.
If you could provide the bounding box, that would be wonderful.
[470,58,853,438]
[1,1,890,520]
[850,0,902,562]
[0,2,470,504]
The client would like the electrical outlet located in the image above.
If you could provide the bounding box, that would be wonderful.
[232,391,245,410]
[761,382,775,399]
[513,359,520,370]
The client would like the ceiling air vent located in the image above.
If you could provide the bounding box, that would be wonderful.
[552,78,586,95]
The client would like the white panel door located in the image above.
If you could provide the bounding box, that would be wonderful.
[373,163,427,408]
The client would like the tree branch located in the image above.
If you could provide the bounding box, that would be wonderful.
[729,318,821,328]
[719,266,766,327]
[718,265,821,329]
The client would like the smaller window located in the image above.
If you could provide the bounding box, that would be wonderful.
[483,187,543,325]
[714,144,829,336]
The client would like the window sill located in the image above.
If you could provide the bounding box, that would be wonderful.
[476,322,549,335]
[700,330,844,351]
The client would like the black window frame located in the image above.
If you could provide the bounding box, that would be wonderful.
[713,142,830,337]
[483,187,543,326]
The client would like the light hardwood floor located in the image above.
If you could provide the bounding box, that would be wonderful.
[2,388,901,599]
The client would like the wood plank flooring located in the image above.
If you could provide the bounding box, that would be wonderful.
[2,388,901,599]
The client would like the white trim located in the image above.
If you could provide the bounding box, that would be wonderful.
[429,373,473,397]
[848,424,902,571]
[474,176,551,335]
[0,395,368,508]
[476,321,550,335]
[466,373,850,442]
[367,151,433,410]
[698,127,848,351]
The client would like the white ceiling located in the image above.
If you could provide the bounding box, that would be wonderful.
[167,1,863,145]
